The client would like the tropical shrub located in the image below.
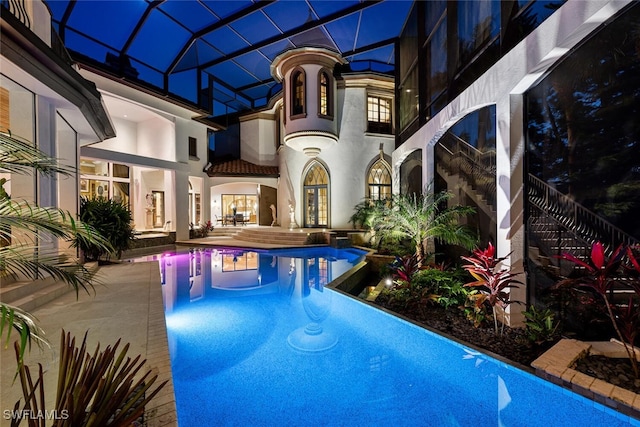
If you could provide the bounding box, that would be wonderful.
[463,290,489,328]
[412,267,471,310]
[75,196,134,261]
[389,254,421,287]
[350,198,415,255]
[461,243,522,335]
[349,198,388,230]
[377,235,414,257]
[557,242,639,378]
[12,329,166,427]
[383,255,437,312]
[369,188,477,267]
[522,305,560,345]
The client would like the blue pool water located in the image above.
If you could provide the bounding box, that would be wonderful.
[151,247,638,427]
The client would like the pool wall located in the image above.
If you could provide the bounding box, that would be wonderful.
[327,289,638,426]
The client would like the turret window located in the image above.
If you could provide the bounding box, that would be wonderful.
[291,68,306,118]
[318,70,333,118]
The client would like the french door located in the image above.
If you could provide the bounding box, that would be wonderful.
[304,186,327,227]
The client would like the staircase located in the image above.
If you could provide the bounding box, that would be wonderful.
[527,173,637,259]
[233,228,317,246]
[435,133,497,213]
[526,173,639,299]
[436,163,495,219]
[1,276,73,312]
[204,227,324,247]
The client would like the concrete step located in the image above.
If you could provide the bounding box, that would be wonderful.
[0,263,99,312]
[233,229,310,245]
[0,276,56,302]
[0,280,74,312]
[15,282,75,312]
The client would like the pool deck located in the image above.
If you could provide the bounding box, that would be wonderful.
[0,261,177,427]
[0,227,322,427]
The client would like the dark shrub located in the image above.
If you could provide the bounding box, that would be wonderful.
[75,197,134,261]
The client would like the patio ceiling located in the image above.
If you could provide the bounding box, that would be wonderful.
[45,0,413,118]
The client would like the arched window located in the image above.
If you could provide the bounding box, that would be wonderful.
[367,158,392,200]
[291,68,306,117]
[303,162,329,227]
[318,70,332,117]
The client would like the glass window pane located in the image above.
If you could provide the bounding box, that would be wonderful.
[457,0,500,64]
[427,20,447,105]
[113,163,129,178]
[368,159,392,200]
[319,72,328,116]
[368,96,393,134]
[89,179,109,198]
[80,159,108,176]
[113,182,129,206]
[292,70,305,116]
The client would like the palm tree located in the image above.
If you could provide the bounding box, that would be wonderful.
[0,131,112,363]
[370,188,477,267]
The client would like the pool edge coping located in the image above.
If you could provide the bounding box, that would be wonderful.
[531,339,640,421]
[143,262,179,427]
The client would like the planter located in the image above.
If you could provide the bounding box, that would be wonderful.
[532,339,640,419]
[365,253,395,275]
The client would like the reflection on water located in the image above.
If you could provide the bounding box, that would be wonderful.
[149,247,364,313]
[288,263,337,352]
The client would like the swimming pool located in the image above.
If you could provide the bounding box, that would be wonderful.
[155,247,637,426]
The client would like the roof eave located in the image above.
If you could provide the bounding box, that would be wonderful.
[0,8,115,141]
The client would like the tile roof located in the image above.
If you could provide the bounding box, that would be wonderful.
[206,158,279,178]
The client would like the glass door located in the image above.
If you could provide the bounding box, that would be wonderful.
[304,186,327,227]
[152,191,164,228]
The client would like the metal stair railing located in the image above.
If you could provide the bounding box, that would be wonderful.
[435,133,497,210]
[527,174,640,296]
[527,174,638,258]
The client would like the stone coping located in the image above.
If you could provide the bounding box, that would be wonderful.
[143,262,178,427]
[531,339,640,420]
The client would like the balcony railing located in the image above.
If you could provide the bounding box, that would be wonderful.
[2,0,30,28]
[2,0,75,67]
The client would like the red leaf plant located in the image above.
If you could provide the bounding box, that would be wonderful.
[461,243,522,335]
[389,254,422,289]
[558,242,638,378]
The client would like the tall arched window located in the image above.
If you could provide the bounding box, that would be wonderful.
[318,70,332,117]
[303,162,329,227]
[291,68,306,117]
[368,158,392,200]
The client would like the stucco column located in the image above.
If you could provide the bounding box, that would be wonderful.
[174,170,191,241]
[495,95,526,326]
